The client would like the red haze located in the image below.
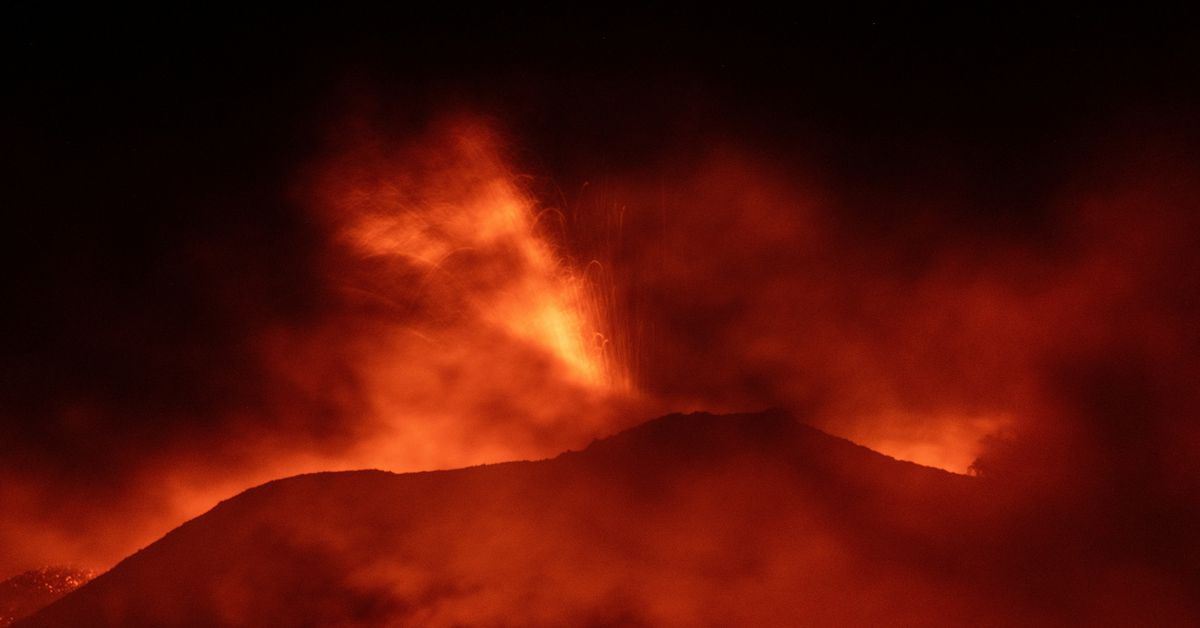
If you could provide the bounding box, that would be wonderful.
[4,114,1200,622]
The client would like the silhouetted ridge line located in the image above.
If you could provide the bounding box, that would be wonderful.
[22,410,1111,628]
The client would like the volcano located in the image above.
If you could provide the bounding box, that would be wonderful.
[15,411,1193,627]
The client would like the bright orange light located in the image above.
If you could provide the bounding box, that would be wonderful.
[835,412,1011,473]
[330,124,625,393]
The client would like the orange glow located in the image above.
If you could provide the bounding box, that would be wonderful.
[329,123,625,393]
[10,15,1200,627]
[269,117,646,475]
[13,116,1196,591]
[837,412,1012,473]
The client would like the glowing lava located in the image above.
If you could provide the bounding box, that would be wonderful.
[330,123,624,392]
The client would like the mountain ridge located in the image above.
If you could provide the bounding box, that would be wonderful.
[15,410,1078,627]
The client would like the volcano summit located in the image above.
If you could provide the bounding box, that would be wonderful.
[18,410,1195,627]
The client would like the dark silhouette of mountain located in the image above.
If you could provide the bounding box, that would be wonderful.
[0,567,93,627]
[16,411,1198,626]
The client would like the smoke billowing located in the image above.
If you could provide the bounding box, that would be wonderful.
[3,8,1200,611]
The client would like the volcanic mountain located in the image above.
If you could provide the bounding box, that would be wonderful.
[17,410,1192,626]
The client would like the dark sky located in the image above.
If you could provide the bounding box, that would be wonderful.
[3,6,1200,576]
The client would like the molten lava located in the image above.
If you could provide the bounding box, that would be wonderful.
[330,123,624,392]
[277,117,643,475]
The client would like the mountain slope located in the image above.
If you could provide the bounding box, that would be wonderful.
[0,567,93,627]
[18,410,1165,626]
